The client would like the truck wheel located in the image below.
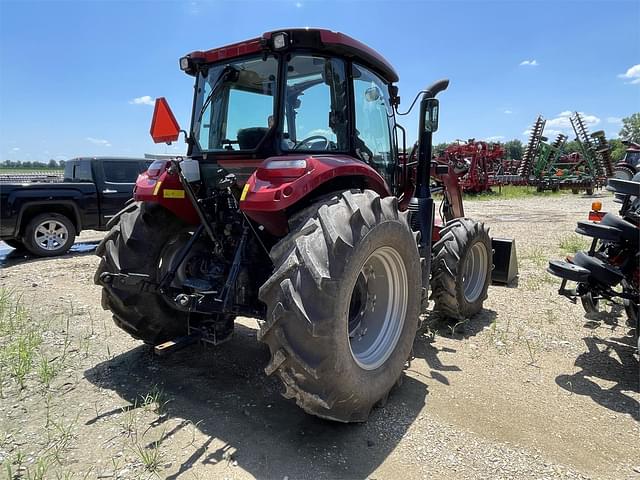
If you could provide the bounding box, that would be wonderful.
[94,202,189,344]
[3,239,25,250]
[23,213,76,257]
[258,190,421,422]
[431,218,492,320]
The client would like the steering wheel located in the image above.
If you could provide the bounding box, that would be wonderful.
[293,135,330,151]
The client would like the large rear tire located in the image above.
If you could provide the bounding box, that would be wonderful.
[94,202,189,344]
[258,190,421,422]
[431,218,492,320]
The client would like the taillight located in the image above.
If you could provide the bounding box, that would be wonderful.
[588,211,605,222]
[256,159,309,180]
[146,160,169,178]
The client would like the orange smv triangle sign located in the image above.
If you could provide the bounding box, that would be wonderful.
[150,97,181,144]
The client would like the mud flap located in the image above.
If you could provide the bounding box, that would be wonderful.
[491,237,518,285]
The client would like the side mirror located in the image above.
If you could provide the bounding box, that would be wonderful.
[150,97,181,144]
[423,98,439,133]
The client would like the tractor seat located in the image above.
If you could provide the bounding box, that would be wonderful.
[600,213,638,245]
[237,127,268,150]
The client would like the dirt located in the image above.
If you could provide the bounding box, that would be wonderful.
[0,191,637,480]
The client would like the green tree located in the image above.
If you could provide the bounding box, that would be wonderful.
[48,159,58,168]
[608,138,626,163]
[433,142,454,156]
[563,139,581,154]
[619,113,640,142]
[503,139,523,160]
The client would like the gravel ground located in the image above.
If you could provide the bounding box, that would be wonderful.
[0,191,637,479]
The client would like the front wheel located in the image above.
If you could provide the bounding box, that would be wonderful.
[431,218,492,320]
[258,190,421,422]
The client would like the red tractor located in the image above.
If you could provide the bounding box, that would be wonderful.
[94,29,492,422]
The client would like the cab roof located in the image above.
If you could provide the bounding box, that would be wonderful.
[183,28,399,84]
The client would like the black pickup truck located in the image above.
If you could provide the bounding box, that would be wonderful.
[0,157,152,256]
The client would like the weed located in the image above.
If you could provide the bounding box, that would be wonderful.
[0,290,44,389]
[24,456,50,480]
[140,385,171,416]
[524,338,538,365]
[559,234,589,254]
[120,403,138,437]
[129,432,165,474]
[37,355,58,388]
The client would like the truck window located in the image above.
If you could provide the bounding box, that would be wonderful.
[72,161,93,182]
[103,161,142,184]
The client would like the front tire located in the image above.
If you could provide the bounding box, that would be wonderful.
[431,218,492,320]
[258,190,421,422]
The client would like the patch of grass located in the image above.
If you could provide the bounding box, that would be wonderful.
[140,385,171,416]
[462,185,564,201]
[559,234,589,254]
[522,246,548,267]
[0,289,44,390]
[37,355,59,388]
[129,432,165,474]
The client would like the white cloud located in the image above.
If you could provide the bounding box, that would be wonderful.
[485,135,505,142]
[546,111,600,134]
[618,64,640,84]
[295,1,302,6]
[519,59,538,67]
[503,109,512,114]
[522,111,601,138]
[606,116,622,124]
[86,137,112,147]
[129,95,155,106]
[12,147,20,151]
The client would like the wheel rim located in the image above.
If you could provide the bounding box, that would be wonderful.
[462,242,488,303]
[34,219,69,251]
[348,246,408,370]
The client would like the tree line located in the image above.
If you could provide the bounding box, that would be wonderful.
[434,113,640,162]
[1,159,65,169]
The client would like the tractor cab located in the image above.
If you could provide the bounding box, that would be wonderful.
[177,29,401,189]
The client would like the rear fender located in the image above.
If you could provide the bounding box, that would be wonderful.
[133,169,200,225]
[240,154,391,236]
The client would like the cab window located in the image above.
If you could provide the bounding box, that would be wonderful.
[352,64,394,181]
[193,55,278,152]
[282,55,348,151]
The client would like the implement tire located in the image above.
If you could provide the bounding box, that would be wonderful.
[431,218,492,320]
[258,190,421,422]
[94,202,189,344]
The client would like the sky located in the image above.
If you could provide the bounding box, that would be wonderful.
[0,0,639,162]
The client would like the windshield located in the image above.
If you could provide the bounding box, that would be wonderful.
[624,151,640,167]
[192,55,278,152]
